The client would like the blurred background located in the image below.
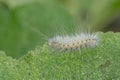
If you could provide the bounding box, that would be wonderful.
[0,0,120,58]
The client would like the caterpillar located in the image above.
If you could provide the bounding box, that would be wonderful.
[48,32,99,52]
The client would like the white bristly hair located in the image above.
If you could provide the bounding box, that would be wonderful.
[48,32,99,52]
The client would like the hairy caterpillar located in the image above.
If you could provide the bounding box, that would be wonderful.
[48,32,99,52]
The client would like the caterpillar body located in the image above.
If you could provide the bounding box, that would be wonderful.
[48,33,99,52]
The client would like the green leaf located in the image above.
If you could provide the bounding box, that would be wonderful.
[0,32,120,79]
[0,2,76,58]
